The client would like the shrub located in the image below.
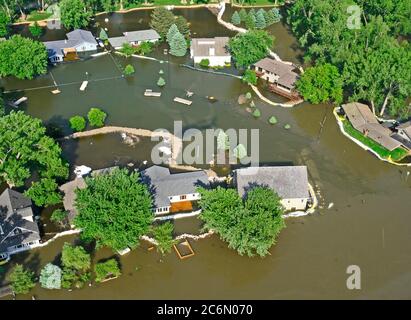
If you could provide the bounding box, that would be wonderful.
[199,58,210,68]
[8,264,35,295]
[51,209,69,226]
[124,64,135,76]
[119,42,136,57]
[284,124,291,129]
[29,22,43,38]
[268,116,278,124]
[61,243,91,272]
[40,263,62,289]
[69,115,86,132]
[153,222,175,255]
[87,108,107,127]
[245,92,252,100]
[252,108,261,118]
[94,259,121,283]
[242,69,257,85]
[135,41,153,55]
[157,77,166,87]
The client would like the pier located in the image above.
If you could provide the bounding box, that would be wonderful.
[173,97,192,106]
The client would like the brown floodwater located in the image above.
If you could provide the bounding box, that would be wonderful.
[1,6,411,300]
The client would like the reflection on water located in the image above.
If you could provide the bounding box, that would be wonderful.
[1,6,411,300]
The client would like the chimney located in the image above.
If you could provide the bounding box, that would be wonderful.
[209,47,215,56]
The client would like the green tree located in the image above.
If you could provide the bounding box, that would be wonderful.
[29,22,43,38]
[169,31,187,57]
[74,168,154,251]
[149,7,175,38]
[0,35,48,79]
[296,63,343,104]
[119,42,136,57]
[242,69,257,85]
[153,222,175,255]
[135,41,153,55]
[0,111,68,188]
[60,0,91,29]
[228,30,273,68]
[198,186,285,257]
[69,115,86,132]
[40,263,62,289]
[25,178,62,207]
[87,108,107,127]
[0,9,11,37]
[231,11,241,25]
[61,243,91,272]
[244,11,256,29]
[239,8,247,22]
[166,24,179,45]
[252,108,261,118]
[8,264,36,295]
[255,9,266,29]
[50,209,69,227]
[0,90,5,117]
[124,64,135,76]
[157,76,166,87]
[94,259,121,282]
[101,0,116,12]
[175,16,190,39]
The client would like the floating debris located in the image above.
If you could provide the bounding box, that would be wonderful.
[51,89,61,95]
[173,97,192,105]
[74,165,92,178]
[327,202,334,209]
[79,81,88,91]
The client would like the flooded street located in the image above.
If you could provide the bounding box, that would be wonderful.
[1,6,411,299]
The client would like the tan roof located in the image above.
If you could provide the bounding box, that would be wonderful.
[342,102,403,151]
[254,58,299,89]
[190,37,230,57]
[59,178,87,221]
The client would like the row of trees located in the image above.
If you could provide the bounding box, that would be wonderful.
[8,243,122,294]
[231,8,281,30]
[69,107,107,132]
[288,0,411,118]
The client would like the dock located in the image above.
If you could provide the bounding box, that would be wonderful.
[173,97,192,106]
[10,96,28,107]
[144,89,161,97]
[80,81,88,91]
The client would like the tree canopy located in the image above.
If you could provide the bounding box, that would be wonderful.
[229,30,274,68]
[0,35,48,79]
[198,186,285,257]
[74,168,154,251]
[40,263,62,289]
[60,0,92,29]
[8,264,36,295]
[153,222,175,255]
[0,111,68,188]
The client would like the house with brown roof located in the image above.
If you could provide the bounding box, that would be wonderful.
[252,57,300,99]
[341,102,408,151]
[391,121,411,150]
[190,37,231,67]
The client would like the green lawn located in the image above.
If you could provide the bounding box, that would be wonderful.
[26,11,53,22]
[342,119,409,162]
[232,0,282,6]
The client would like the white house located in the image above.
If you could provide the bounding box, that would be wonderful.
[0,189,41,261]
[190,37,231,67]
[140,166,209,216]
[108,29,160,50]
[234,166,310,212]
[44,29,98,63]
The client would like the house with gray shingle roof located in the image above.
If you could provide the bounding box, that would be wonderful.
[392,121,411,150]
[44,29,98,63]
[140,165,209,216]
[234,166,310,211]
[0,189,41,260]
[190,37,231,67]
[108,29,160,49]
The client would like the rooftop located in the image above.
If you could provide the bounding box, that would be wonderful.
[235,166,310,200]
[254,58,299,89]
[140,166,209,208]
[108,29,160,47]
[342,102,403,151]
[190,37,230,57]
[44,29,97,57]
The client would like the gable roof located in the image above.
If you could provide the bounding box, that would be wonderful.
[141,166,209,208]
[107,36,128,48]
[397,121,411,138]
[235,166,309,200]
[254,58,299,89]
[342,102,403,151]
[0,189,40,253]
[124,29,160,42]
[43,29,97,57]
[190,37,230,57]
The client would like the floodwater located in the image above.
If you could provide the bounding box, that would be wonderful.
[1,6,411,300]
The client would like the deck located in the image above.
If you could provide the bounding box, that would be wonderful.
[170,200,194,213]
[267,83,301,100]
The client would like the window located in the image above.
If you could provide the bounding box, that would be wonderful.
[180,195,187,200]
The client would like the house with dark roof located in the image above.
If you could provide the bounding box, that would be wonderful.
[190,37,231,67]
[234,166,310,211]
[252,57,300,99]
[44,29,98,63]
[0,189,41,260]
[108,29,160,49]
[341,102,408,151]
[140,166,209,216]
